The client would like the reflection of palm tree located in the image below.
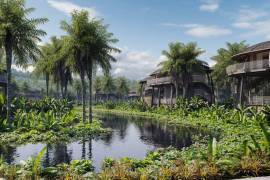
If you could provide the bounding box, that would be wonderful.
[88,138,92,159]
[43,144,52,167]
[99,114,129,141]
[52,144,71,165]
[0,144,16,164]
[81,138,86,159]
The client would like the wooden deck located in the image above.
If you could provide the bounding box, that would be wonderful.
[226,59,270,76]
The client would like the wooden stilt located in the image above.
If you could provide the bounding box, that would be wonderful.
[239,75,244,104]
[158,86,161,107]
[170,84,173,107]
[151,86,154,107]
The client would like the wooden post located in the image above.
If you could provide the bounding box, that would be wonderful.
[170,84,173,107]
[239,75,244,104]
[158,86,161,107]
[151,86,154,107]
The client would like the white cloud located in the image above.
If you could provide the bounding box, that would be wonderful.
[232,7,270,38]
[161,23,231,38]
[111,49,163,80]
[47,0,98,17]
[183,24,231,38]
[199,0,220,12]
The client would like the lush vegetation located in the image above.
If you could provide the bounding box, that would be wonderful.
[0,97,107,144]
[93,99,270,179]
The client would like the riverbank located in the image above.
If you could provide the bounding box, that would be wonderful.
[93,102,270,179]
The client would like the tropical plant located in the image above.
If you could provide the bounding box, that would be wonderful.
[211,41,248,90]
[159,42,205,99]
[103,73,116,99]
[116,77,129,98]
[0,0,48,124]
[34,43,53,97]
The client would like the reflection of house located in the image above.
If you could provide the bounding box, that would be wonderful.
[139,65,214,106]
[226,41,270,105]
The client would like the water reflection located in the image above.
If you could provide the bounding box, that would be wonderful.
[0,113,210,171]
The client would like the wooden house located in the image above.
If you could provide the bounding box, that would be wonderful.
[139,65,214,106]
[226,41,270,105]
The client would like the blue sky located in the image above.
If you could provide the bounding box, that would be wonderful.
[24,0,270,80]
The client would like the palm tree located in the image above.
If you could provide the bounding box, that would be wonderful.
[0,0,47,123]
[60,11,92,122]
[116,77,129,98]
[211,41,247,90]
[84,19,119,122]
[35,44,52,97]
[73,79,82,104]
[61,10,119,123]
[103,74,115,100]
[159,42,205,99]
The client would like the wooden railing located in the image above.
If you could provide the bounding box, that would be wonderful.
[226,59,270,75]
[249,96,270,105]
[192,75,207,83]
[147,75,208,86]
[147,76,173,85]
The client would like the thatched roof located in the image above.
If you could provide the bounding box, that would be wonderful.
[232,41,270,59]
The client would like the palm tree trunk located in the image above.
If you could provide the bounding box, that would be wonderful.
[45,73,49,97]
[80,72,86,123]
[64,83,67,99]
[88,77,92,123]
[4,35,12,127]
[182,72,188,98]
[88,64,93,123]
[60,84,64,99]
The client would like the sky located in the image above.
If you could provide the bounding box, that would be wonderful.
[21,0,270,80]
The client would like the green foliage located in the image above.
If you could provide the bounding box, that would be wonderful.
[94,99,270,179]
[212,41,248,89]
[0,97,106,144]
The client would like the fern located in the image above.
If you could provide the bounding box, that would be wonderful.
[32,146,46,175]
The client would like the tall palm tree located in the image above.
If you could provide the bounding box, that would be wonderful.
[0,0,47,123]
[60,11,92,122]
[116,77,129,98]
[103,73,115,100]
[159,42,205,98]
[211,41,247,90]
[84,20,119,122]
[35,44,52,97]
[61,10,119,123]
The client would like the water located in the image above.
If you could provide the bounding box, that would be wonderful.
[0,113,208,171]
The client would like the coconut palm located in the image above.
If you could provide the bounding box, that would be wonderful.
[60,10,92,122]
[61,10,119,122]
[159,42,205,98]
[212,41,247,89]
[35,44,52,97]
[103,73,115,100]
[116,77,129,98]
[0,0,47,123]
[84,20,119,122]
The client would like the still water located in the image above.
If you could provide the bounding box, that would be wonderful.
[0,113,208,171]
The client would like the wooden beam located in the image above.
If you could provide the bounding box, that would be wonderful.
[158,86,161,107]
[239,75,244,104]
[170,84,173,107]
[151,86,154,107]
